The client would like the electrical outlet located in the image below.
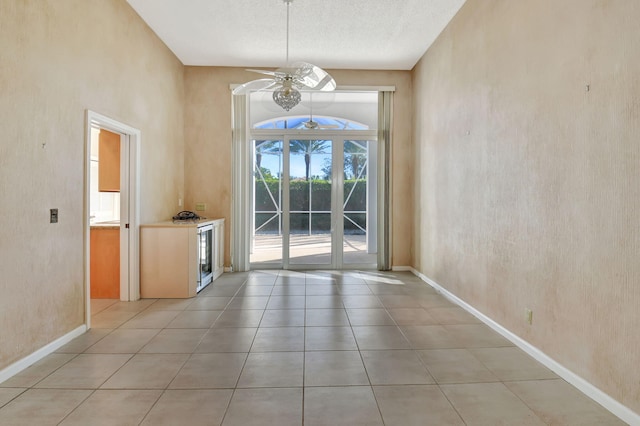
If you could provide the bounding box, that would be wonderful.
[50,208,58,223]
[195,202,206,211]
[525,309,533,325]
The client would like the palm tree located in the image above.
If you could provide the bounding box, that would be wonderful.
[343,140,367,179]
[254,140,281,170]
[289,140,330,181]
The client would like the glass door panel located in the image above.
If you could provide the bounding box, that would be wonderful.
[250,137,377,269]
[289,139,332,265]
[343,140,377,265]
[250,140,283,265]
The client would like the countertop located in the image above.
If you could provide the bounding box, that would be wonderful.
[141,218,223,228]
[90,221,120,230]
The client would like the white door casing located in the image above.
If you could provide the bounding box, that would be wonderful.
[84,110,141,327]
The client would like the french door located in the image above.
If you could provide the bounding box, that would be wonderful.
[250,135,377,269]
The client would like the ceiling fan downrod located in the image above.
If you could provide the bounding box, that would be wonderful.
[232,0,336,112]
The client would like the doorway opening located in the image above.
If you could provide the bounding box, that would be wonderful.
[250,136,377,269]
[89,126,122,304]
[84,111,140,328]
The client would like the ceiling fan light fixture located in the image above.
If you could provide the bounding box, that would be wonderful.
[304,120,319,129]
[272,86,301,111]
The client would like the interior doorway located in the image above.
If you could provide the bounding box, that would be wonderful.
[89,127,122,300]
[84,111,140,327]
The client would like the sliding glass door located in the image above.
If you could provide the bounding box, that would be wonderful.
[342,140,376,265]
[287,139,333,266]
[250,135,377,269]
[251,140,283,265]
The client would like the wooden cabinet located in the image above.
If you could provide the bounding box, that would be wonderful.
[98,129,120,192]
[140,219,225,298]
[90,227,120,299]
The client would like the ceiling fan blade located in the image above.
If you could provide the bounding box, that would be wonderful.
[274,66,299,75]
[245,69,287,77]
[232,79,278,95]
[314,73,337,91]
[289,62,336,91]
[290,62,315,76]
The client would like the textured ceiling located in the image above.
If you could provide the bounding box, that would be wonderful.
[126,0,467,70]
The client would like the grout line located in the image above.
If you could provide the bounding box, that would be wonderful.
[137,388,167,425]
[54,388,97,425]
[9,270,623,424]
[434,382,469,426]
[301,273,307,426]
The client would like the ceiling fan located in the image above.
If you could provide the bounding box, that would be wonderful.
[232,0,336,111]
[303,93,339,129]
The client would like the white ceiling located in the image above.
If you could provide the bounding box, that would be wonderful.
[126,0,467,70]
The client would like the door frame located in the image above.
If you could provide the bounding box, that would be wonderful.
[231,88,393,272]
[84,110,141,327]
[245,131,378,270]
[281,135,341,270]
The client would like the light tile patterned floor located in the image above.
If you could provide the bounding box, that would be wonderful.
[0,271,627,425]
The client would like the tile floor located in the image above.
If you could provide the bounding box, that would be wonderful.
[0,270,626,425]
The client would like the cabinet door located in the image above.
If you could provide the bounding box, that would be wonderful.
[140,227,193,298]
[90,228,120,298]
[98,129,120,192]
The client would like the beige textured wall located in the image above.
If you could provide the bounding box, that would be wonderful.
[413,0,640,414]
[184,67,413,268]
[0,0,184,370]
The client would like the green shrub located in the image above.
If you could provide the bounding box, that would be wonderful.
[254,179,367,233]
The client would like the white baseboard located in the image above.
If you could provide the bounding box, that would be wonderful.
[391,265,412,271]
[0,325,86,385]
[410,268,639,426]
